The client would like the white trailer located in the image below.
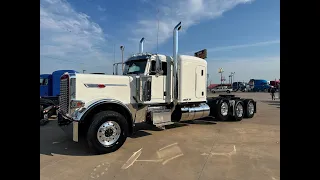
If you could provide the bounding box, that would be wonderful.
[57,22,257,154]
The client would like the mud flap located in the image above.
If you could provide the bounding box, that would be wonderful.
[73,121,79,142]
[58,113,79,142]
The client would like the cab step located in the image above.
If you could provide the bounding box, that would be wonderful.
[151,109,173,127]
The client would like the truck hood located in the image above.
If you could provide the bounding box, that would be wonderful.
[74,74,135,104]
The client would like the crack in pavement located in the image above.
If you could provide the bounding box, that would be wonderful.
[197,129,221,180]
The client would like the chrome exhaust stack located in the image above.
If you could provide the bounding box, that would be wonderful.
[139,37,145,53]
[173,22,182,105]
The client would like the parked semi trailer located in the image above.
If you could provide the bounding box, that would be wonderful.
[57,22,257,154]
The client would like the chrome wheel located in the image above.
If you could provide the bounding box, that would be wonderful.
[220,102,229,116]
[235,103,244,117]
[248,102,254,115]
[97,121,121,147]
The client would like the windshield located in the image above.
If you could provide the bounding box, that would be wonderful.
[40,78,49,86]
[40,78,44,85]
[123,59,147,75]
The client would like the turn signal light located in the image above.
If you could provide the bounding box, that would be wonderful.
[97,84,105,88]
[70,100,85,108]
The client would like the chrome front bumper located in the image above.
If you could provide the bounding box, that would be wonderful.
[57,112,79,142]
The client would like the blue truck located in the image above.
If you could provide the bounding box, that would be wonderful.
[232,82,247,92]
[248,79,271,92]
[40,70,77,122]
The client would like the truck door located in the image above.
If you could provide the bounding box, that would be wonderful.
[40,78,49,97]
[149,61,166,102]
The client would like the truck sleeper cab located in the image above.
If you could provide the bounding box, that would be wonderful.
[57,22,257,154]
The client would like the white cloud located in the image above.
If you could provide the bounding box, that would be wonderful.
[130,0,255,52]
[39,0,278,78]
[97,5,106,12]
[182,39,280,55]
[206,40,280,52]
[40,0,113,73]
[207,56,280,83]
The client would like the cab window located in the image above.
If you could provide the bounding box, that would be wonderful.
[40,78,44,85]
[43,78,48,85]
[150,61,156,75]
[40,78,48,85]
[150,61,167,75]
[162,62,167,75]
[123,59,148,75]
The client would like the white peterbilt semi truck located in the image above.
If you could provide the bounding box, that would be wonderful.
[57,22,257,154]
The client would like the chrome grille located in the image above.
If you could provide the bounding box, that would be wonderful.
[60,77,69,114]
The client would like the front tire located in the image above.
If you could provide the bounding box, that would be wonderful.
[87,111,128,154]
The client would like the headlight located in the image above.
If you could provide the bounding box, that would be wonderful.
[70,100,85,108]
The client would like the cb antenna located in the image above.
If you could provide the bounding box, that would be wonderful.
[113,43,115,64]
[156,8,160,54]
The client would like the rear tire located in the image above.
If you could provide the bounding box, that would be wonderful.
[226,90,230,93]
[243,99,255,118]
[87,111,128,154]
[229,100,244,121]
[214,100,230,121]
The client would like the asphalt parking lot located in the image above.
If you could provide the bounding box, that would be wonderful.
[40,92,280,180]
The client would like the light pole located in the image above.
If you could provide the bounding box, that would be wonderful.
[120,45,125,74]
[231,72,235,87]
[233,72,235,82]
[113,44,116,64]
[218,68,224,85]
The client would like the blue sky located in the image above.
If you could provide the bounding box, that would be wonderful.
[40,0,280,83]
